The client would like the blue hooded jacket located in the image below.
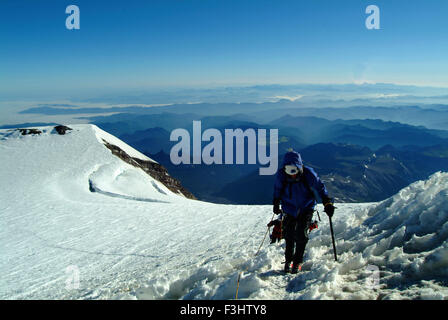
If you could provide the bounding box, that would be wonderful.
[273,151,329,218]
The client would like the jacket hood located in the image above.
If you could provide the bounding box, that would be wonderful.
[282,151,303,168]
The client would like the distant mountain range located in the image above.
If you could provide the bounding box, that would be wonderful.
[92,112,448,152]
[19,100,448,130]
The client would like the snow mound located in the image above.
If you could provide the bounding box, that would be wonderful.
[88,162,172,203]
[0,124,184,203]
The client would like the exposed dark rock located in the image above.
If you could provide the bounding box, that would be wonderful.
[101,139,196,200]
[18,128,42,135]
[54,125,72,135]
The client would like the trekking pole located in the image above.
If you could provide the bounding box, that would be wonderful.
[328,216,338,262]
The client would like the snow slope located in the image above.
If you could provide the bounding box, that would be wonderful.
[0,124,447,300]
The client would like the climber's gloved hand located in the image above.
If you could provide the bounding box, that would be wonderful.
[324,201,335,218]
[273,198,282,215]
[323,197,335,218]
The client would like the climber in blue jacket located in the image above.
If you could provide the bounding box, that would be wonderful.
[273,150,335,273]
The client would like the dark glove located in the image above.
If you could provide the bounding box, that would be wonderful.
[273,198,282,215]
[322,196,335,217]
[324,202,335,218]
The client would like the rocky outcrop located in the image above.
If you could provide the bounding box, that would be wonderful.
[54,125,72,135]
[102,140,196,200]
[18,128,42,135]
[13,125,72,136]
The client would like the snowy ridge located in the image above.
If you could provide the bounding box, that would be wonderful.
[1,125,447,300]
[92,125,157,163]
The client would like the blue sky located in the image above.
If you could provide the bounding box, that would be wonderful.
[0,0,447,99]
